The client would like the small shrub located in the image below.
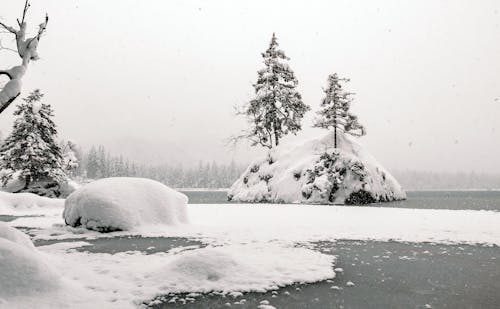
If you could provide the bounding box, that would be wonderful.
[345,190,376,205]
[250,165,260,173]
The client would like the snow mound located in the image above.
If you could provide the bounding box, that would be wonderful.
[0,191,64,212]
[63,177,189,232]
[149,244,335,294]
[229,132,406,204]
[0,238,61,299]
[0,222,35,250]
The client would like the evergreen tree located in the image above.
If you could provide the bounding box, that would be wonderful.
[238,33,310,148]
[0,89,65,192]
[314,73,366,148]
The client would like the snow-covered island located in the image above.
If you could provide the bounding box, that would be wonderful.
[228,132,406,204]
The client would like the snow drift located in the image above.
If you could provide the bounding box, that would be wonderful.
[229,132,406,204]
[0,224,61,299]
[0,222,35,250]
[63,177,189,232]
[0,190,64,212]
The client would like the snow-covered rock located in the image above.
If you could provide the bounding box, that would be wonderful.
[63,177,189,232]
[0,226,61,299]
[0,222,35,250]
[228,132,406,204]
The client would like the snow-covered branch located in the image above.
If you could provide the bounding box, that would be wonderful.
[0,0,48,114]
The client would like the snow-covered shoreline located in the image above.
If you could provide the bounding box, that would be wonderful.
[3,201,499,246]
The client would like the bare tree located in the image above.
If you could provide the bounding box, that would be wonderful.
[0,0,48,114]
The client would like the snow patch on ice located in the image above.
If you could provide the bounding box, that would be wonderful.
[150,244,335,294]
[31,242,335,308]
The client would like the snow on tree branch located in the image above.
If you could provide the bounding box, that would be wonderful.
[0,0,48,114]
[232,33,310,149]
[313,73,366,148]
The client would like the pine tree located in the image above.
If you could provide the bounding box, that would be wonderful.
[238,33,310,148]
[314,73,366,148]
[0,89,65,193]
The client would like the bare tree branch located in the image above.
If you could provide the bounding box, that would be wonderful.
[0,21,16,33]
[0,0,48,114]
[0,39,18,54]
[0,70,13,80]
[0,92,19,114]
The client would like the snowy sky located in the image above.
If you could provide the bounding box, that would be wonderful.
[0,0,499,173]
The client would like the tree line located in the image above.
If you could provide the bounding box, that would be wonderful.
[73,145,245,189]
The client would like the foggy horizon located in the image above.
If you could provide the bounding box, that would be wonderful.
[1,0,499,173]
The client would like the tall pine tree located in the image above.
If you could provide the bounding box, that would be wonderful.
[0,89,65,193]
[238,33,309,148]
[314,73,366,148]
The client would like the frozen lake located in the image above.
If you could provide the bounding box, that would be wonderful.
[32,237,500,309]
[181,190,500,211]
[2,190,499,308]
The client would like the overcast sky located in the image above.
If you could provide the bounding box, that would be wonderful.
[1,0,499,172]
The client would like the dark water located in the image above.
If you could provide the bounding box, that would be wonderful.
[119,239,496,309]
[32,236,500,309]
[181,190,500,211]
[148,240,500,309]
[35,236,206,254]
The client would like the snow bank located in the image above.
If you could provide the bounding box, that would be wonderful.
[63,177,189,232]
[0,225,61,300]
[0,222,35,250]
[0,191,64,213]
[229,132,406,204]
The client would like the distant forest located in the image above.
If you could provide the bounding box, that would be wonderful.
[392,170,500,191]
[73,145,500,190]
[73,145,245,189]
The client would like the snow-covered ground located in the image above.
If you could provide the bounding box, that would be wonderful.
[1,190,499,308]
[3,199,498,246]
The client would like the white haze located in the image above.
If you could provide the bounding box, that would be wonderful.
[0,0,499,172]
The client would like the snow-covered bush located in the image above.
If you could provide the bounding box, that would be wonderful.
[228,132,406,204]
[0,224,61,299]
[63,177,189,232]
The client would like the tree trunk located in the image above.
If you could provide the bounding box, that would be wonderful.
[334,125,337,148]
[24,175,31,190]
